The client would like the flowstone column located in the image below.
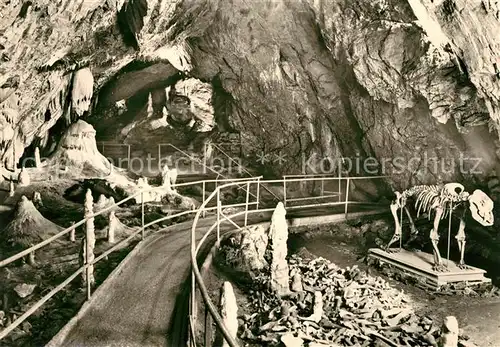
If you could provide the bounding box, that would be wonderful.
[269,202,290,296]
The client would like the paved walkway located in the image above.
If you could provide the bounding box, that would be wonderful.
[47,204,386,347]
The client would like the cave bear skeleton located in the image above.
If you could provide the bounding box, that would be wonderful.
[386,183,494,272]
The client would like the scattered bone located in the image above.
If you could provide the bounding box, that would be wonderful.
[239,254,476,346]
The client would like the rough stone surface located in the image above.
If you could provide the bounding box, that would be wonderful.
[236,224,269,273]
[1,0,500,190]
[269,202,290,296]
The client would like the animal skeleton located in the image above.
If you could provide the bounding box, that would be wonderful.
[386,183,494,272]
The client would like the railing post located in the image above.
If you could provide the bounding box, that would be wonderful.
[203,142,207,174]
[338,160,342,202]
[205,305,213,347]
[283,177,287,207]
[344,178,350,219]
[191,272,197,331]
[158,144,161,166]
[141,191,145,240]
[256,177,260,210]
[244,181,250,226]
[217,189,221,244]
[202,181,206,218]
[127,145,131,171]
[320,178,324,197]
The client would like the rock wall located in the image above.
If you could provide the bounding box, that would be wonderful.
[1,0,500,190]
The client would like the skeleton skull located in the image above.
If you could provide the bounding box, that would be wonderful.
[468,189,494,226]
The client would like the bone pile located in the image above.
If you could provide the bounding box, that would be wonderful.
[239,254,477,347]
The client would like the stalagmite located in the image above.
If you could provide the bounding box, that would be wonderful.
[70,222,76,242]
[17,167,30,187]
[82,189,95,286]
[269,202,290,296]
[147,92,153,118]
[219,282,238,347]
[32,191,42,206]
[439,316,459,347]
[108,211,117,243]
[9,181,15,197]
[34,147,41,168]
[28,250,35,265]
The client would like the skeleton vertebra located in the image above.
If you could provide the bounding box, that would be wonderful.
[386,183,494,272]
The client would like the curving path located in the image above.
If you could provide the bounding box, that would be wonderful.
[47,204,387,347]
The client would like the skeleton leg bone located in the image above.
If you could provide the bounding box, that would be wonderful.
[455,218,470,270]
[431,206,448,272]
[403,206,420,250]
[385,202,402,253]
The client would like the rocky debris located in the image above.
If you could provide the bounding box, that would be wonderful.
[239,254,476,346]
[13,284,36,299]
[219,281,239,347]
[269,202,290,296]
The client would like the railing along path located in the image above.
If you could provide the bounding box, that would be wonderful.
[0,172,386,345]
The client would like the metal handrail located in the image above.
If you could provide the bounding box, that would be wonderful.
[0,175,266,342]
[189,174,388,346]
[211,143,281,202]
[158,143,259,200]
[0,173,385,344]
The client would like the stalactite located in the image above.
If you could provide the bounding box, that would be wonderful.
[71,67,94,118]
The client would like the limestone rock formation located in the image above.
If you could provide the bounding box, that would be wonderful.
[45,120,113,178]
[2,196,63,250]
[268,202,290,296]
[234,224,269,275]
